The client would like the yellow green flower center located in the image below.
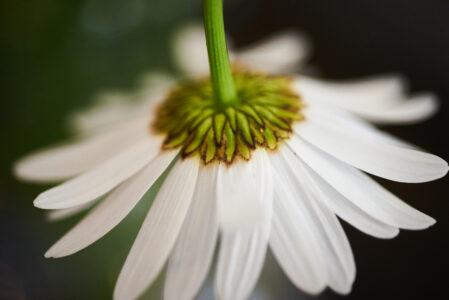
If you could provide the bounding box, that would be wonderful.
[152,70,304,164]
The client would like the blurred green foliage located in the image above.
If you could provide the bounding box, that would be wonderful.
[0,0,201,184]
[0,0,202,298]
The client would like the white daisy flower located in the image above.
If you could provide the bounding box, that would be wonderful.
[14,1,447,300]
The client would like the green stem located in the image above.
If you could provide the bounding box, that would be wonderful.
[203,0,238,107]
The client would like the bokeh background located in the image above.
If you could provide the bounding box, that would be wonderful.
[1,0,448,299]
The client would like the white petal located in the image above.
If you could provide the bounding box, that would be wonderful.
[351,93,439,124]
[44,151,177,258]
[164,164,219,300]
[217,150,273,232]
[236,31,310,73]
[46,201,95,222]
[34,136,163,209]
[114,158,199,300]
[303,103,422,152]
[296,109,448,183]
[295,75,439,125]
[69,91,133,135]
[269,169,327,294]
[216,226,271,300]
[274,147,356,294]
[300,103,417,149]
[70,72,174,136]
[286,147,399,238]
[172,23,210,76]
[288,136,436,230]
[215,150,273,300]
[295,75,406,111]
[137,72,177,98]
[14,117,151,183]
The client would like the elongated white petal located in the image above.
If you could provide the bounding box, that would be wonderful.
[301,104,418,149]
[215,150,273,300]
[351,93,439,124]
[295,75,406,110]
[45,151,177,258]
[288,136,436,230]
[173,23,210,76]
[216,226,271,300]
[14,117,151,183]
[296,110,448,183]
[69,92,133,135]
[71,72,175,135]
[217,149,273,232]
[46,201,95,222]
[34,136,163,209]
[285,147,399,238]
[237,31,310,73]
[164,164,219,300]
[114,158,199,300]
[269,169,327,294]
[295,76,438,125]
[304,167,400,238]
[274,148,355,294]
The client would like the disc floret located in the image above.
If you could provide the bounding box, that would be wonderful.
[153,70,304,164]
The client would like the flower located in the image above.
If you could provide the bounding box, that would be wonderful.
[14,24,448,300]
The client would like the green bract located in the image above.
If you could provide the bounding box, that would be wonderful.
[153,71,304,164]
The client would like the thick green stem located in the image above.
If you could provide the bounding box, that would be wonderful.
[203,0,238,107]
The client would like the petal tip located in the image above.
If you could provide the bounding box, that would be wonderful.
[301,284,327,296]
[421,216,437,229]
[33,198,43,207]
[33,195,66,210]
[33,197,48,209]
[330,281,354,296]
[336,286,353,296]
[11,160,34,182]
[401,215,437,231]
[380,228,401,240]
[428,161,449,182]
[44,246,60,258]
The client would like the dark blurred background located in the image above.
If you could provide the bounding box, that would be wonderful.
[1,0,448,299]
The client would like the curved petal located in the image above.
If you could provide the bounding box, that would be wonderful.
[215,150,273,300]
[285,146,399,238]
[68,91,133,135]
[44,151,177,258]
[14,117,151,183]
[236,31,311,73]
[295,75,438,125]
[217,150,273,232]
[69,72,174,136]
[114,158,199,300]
[34,136,163,209]
[215,228,270,300]
[164,164,219,300]
[269,169,327,294]
[300,104,418,149]
[351,93,439,124]
[274,147,356,294]
[295,110,448,183]
[295,75,406,110]
[288,136,435,230]
[172,23,210,76]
